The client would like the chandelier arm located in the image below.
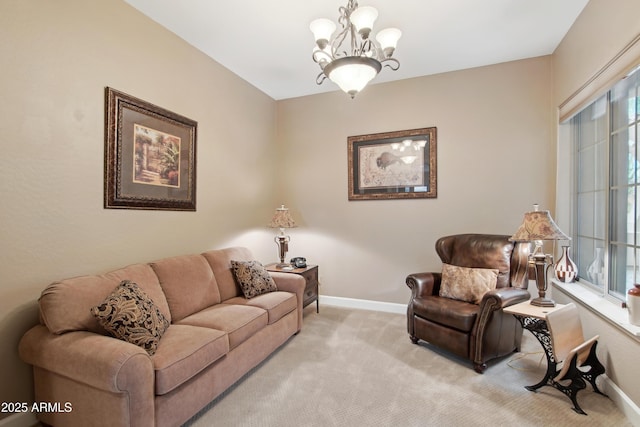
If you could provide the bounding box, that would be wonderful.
[316,71,328,86]
[312,49,333,66]
[359,39,374,57]
[337,5,349,28]
[349,18,357,54]
[331,35,348,58]
[380,57,400,71]
[332,20,351,56]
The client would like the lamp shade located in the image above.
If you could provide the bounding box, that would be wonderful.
[376,27,402,56]
[350,6,378,36]
[323,56,382,98]
[510,207,569,242]
[310,18,336,47]
[269,205,297,229]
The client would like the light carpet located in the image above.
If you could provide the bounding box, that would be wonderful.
[183,305,630,427]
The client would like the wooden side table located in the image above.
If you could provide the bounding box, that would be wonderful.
[266,264,319,313]
[503,301,607,415]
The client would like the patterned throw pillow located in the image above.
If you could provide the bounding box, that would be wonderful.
[439,263,499,305]
[90,280,170,355]
[230,260,277,299]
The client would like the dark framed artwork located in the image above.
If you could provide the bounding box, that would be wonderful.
[104,87,197,211]
[348,127,437,200]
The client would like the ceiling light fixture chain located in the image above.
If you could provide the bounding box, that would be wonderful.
[310,0,401,98]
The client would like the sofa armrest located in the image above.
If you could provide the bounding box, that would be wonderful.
[19,325,154,394]
[270,272,306,331]
[406,272,441,299]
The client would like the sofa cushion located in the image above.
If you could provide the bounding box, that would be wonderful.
[230,260,277,299]
[202,247,255,302]
[91,280,170,356]
[39,263,170,335]
[152,324,229,395]
[439,263,499,304]
[177,304,267,350]
[150,254,221,322]
[223,292,297,325]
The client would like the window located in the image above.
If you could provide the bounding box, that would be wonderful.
[570,66,640,302]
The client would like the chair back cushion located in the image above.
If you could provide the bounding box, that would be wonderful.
[436,234,514,288]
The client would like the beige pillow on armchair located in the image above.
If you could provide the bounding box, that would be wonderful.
[439,263,499,304]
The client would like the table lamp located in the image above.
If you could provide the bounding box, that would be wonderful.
[510,204,570,307]
[268,205,297,269]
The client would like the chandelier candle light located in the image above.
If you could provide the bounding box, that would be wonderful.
[310,0,401,98]
[510,204,570,307]
[269,205,297,270]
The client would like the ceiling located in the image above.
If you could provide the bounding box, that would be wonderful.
[123,0,589,100]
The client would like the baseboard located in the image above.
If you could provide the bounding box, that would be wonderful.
[319,294,640,426]
[0,412,37,427]
[320,295,406,314]
[604,375,640,426]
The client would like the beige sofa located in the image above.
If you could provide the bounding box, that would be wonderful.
[19,247,305,427]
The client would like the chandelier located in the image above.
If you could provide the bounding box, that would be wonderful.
[310,0,401,98]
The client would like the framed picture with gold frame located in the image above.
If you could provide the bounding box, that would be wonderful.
[104,87,197,211]
[348,127,437,200]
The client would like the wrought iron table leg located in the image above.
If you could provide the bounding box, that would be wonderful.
[525,358,556,391]
[516,318,557,391]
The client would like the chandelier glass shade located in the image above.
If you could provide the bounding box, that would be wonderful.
[310,0,401,98]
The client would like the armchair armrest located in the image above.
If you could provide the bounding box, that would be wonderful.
[19,325,154,394]
[406,272,441,299]
[481,287,531,309]
[471,287,531,371]
[476,287,531,331]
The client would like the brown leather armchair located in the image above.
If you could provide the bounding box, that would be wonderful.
[406,234,530,373]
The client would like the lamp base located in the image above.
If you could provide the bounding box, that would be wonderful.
[530,297,556,307]
[275,262,294,271]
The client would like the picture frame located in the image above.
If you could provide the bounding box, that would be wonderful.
[348,127,437,200]
[104,87,197,211]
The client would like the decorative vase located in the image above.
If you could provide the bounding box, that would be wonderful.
[629,284,640,327]
[587,248,605,285]
[555,245,577,283]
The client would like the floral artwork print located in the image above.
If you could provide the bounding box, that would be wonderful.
[133,124,181,188]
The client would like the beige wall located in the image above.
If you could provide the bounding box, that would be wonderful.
[553,0,640,108]
[8,0,638,419]
[277,57,555,305]
[0,0,278,412]
[552,0,640,412]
